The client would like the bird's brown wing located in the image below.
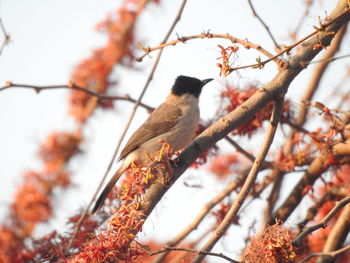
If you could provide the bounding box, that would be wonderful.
[118,102,182,160]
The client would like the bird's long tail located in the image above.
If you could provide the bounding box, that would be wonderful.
[92,167,124,214]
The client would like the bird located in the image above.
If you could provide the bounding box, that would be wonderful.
[92,75,213,213]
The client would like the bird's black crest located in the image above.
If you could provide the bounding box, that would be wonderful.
[171,75,211,98]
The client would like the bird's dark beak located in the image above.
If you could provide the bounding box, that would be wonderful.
[201,78,214,87]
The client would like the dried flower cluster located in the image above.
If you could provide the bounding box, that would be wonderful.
[220,84,291,137]
[243,224,299,263]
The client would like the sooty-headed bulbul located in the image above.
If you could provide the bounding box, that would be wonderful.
[92,75,213,213]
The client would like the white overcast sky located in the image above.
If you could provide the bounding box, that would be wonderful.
[0,0,348,261]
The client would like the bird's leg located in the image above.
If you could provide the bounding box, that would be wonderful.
[147,156,173,185]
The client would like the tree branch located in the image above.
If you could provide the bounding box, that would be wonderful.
[316,204,350,263]
[297,187,348,230]
[136,32,279,65]
[297,244,350,263]
[225,135,272,167]
[144,245,240,263]
[247,0,280,49]
[0,82,154,111]
[293,195,350,246]
[290,0,314,41]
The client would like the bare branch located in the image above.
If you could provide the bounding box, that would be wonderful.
[290,0,314,41]
[297,244,350,263]
[225,135,272,167]
[293,195,350,246]
[247,0,280,49]
[306,53,350,65]
[262,169,283,225]
[144,245,240,263]
[0,82,154,111]
[136,32,279,65]
[317,204,350,263]
[297,187,348,230]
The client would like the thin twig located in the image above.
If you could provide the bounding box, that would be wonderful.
[247,0,280,49]
[0,82,154,111]
[304,53,350,65]
[0,18,10,55]
[293,195,350,246]
[297,244,350,263]
[317,204,350,263]
[297,187,347,230]
[192,97,285,263]
[290,0,314,41]
[262,169,283,226]
[144,246,240,263]
[163,225,217,263]
[137,32,278,64]
[225,135,272,167]
[68,0,189,250]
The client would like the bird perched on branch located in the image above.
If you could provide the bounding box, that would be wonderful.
[92,75,213,213]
